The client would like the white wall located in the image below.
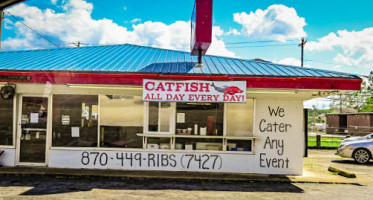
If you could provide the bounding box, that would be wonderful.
[11,83,306,174]
[48,98,304,175]
[0,148,16,166]
[253,99,304,175]
[49,150,258,173]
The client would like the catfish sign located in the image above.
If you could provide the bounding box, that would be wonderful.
[143,79,246,103]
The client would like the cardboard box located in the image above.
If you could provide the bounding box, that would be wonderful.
[185,144,193,150]
[175,143,183,150]
[160,143,170,149]
[196,142,222,150]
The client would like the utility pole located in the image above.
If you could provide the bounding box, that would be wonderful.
[0,9,4,51]
[299,37,307,67]
[72,42,87,47]
[339,94,343,113]
[72,41,81,47]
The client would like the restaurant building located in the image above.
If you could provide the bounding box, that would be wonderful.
[0,44,361,175]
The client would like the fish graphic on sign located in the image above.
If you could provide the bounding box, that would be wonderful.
[211,83,244,95]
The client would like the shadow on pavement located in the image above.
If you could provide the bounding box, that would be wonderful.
[0,175,304,195]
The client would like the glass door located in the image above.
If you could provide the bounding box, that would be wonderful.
[18,96,48,163]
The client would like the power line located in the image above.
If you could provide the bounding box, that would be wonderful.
[84,42,298,50]
[226,43,298,49]
[305,59,364,70]
[4,11,60,48]
[225,39,298,45]
[306,59,336,65]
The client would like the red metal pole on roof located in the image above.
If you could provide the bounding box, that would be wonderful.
[190,0,212,65]
[194,49,204,68]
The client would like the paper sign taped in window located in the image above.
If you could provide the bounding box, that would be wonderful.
[177,113,185,123]
[71,127,80,137]
[62,115,70,125]
[30,113,39,123]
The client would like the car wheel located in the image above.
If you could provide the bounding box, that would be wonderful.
[353,149,371,164]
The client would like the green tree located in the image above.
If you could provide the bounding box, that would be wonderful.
[361,98,373,112]
[331,71,373,112]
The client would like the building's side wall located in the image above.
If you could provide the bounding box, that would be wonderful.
[253,99,304,175]
[347,114,373,136]
[326,115,340,135]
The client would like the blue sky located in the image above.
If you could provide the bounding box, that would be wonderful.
[1,0,373,78]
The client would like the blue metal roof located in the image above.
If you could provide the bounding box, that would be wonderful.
[0,44,359,79]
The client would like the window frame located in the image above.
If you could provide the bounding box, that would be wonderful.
[50,94,99,148]
[0,95,16,148]
[143,101,176,135]
[98,94,145,149]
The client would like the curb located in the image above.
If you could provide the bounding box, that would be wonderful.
[308,146,338,150]
[0,167,361,185]
[328,166,357,178]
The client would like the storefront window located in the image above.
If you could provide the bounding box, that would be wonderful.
[226,100,254,136]
[99,95,144,148]
[226,100,254,152]
[148,102,172,133]
[174,103,224,151]
[176,103,224,136]
[0,98,13,146]
[52,95,98,147]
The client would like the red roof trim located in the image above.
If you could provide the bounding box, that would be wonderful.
[0,71,362,90]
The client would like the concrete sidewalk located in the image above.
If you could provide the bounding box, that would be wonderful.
[0,168,357,185]
[0,162,363,185]
[0,166,359,185]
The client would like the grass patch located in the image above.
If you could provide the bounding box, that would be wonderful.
[304,163,322,168]
[308,136,343,147]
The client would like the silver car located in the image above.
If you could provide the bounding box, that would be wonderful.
[336,133,373,164]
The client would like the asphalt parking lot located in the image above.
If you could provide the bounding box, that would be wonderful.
[303,149,373,185]
[0,149,372,200]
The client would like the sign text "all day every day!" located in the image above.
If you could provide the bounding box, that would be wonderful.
[142,79,247,103]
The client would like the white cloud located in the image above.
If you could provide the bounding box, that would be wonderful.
[277,57,302,66]
[226,28,241,36]
[207,27,236,57]
[233,4,306,42]
[3,0,235,57]
[123,6,127,11]
[51,0,58,5]
[333,65,342,69]
[131,18,141,24]
[276,57,346,70]
[307,28,373,69]
[276,57,311,67]
[304,98,331,109]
